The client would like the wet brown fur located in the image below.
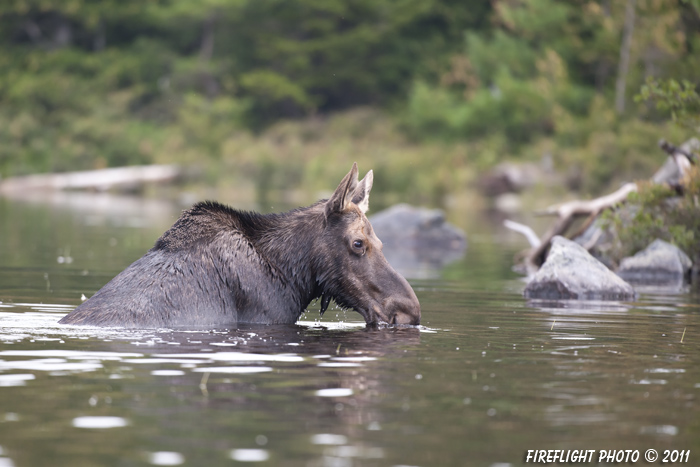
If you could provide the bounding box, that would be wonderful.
[59,164,421,328]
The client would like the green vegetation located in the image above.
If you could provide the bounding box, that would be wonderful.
[0,0,490,180]
[604,167,700,265]
[0,0,698,204]
[401,0,699,193]
[636,77,700,130]
[601,75,700,264]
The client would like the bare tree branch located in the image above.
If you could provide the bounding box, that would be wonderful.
[505,138,698,275]
[503,220,541,248]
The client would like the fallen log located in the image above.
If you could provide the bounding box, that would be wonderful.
[505,138,698,275]
[0,164,180,194]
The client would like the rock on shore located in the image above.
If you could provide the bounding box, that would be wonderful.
[369,204,467,279]
[617,239,692,284]
[524,236,636,300]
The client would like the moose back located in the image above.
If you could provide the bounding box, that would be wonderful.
[59,163,421,328]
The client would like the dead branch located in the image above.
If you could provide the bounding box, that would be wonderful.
[503,220,541,248]
[0,165,180,194]
[505,138,697,275]
[517,183,637,273]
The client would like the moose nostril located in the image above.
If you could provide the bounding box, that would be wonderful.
[375,278,421,326]
[382,295,421,326]
[394,312,418,325]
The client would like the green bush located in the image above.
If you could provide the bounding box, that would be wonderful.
[604,167,700,264]
[403,70,552,148]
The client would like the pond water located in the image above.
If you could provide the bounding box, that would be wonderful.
[0,192,699,467]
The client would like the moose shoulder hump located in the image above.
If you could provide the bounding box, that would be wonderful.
[153,201,256,253]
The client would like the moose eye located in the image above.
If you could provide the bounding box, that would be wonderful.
[352,240,364,250]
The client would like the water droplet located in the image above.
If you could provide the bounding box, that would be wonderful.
[316,388,353,397]
[148,451,185,466]
[311,434,348,445]
[229,449,269,462]
[151,370,185,376]
[640,425,678,436]
[366,421,381,431]
[318,362,362,368]
[72,416,128,429]
[192,367,272,374]
[0,374,34,387]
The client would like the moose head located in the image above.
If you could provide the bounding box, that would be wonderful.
[314,163,421,326]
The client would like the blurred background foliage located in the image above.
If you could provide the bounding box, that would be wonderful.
[0,0,698,204]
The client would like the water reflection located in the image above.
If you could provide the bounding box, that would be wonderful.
[0,301,426,466]
[1,288,699,466]
[72,416,130,429]
[0,190,180,227]
[148,451,186,466]
[520,293,698,453]
[382,245,465,280]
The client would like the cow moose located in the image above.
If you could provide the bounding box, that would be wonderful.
[59,163,421,328]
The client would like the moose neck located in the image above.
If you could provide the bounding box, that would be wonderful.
[249,204,326,313]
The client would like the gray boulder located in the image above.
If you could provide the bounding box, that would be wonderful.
[369,204,467,279]
[524,236,636,300]
[617,239,692,284]
[369,204,466,249]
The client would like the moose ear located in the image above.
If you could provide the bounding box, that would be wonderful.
[351,170,373,214]
[325,162,359,218]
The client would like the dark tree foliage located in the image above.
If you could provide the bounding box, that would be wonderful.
[0,0,697,192]
[0,0,493,175]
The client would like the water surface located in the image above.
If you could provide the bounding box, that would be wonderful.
[0,193,699,466]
